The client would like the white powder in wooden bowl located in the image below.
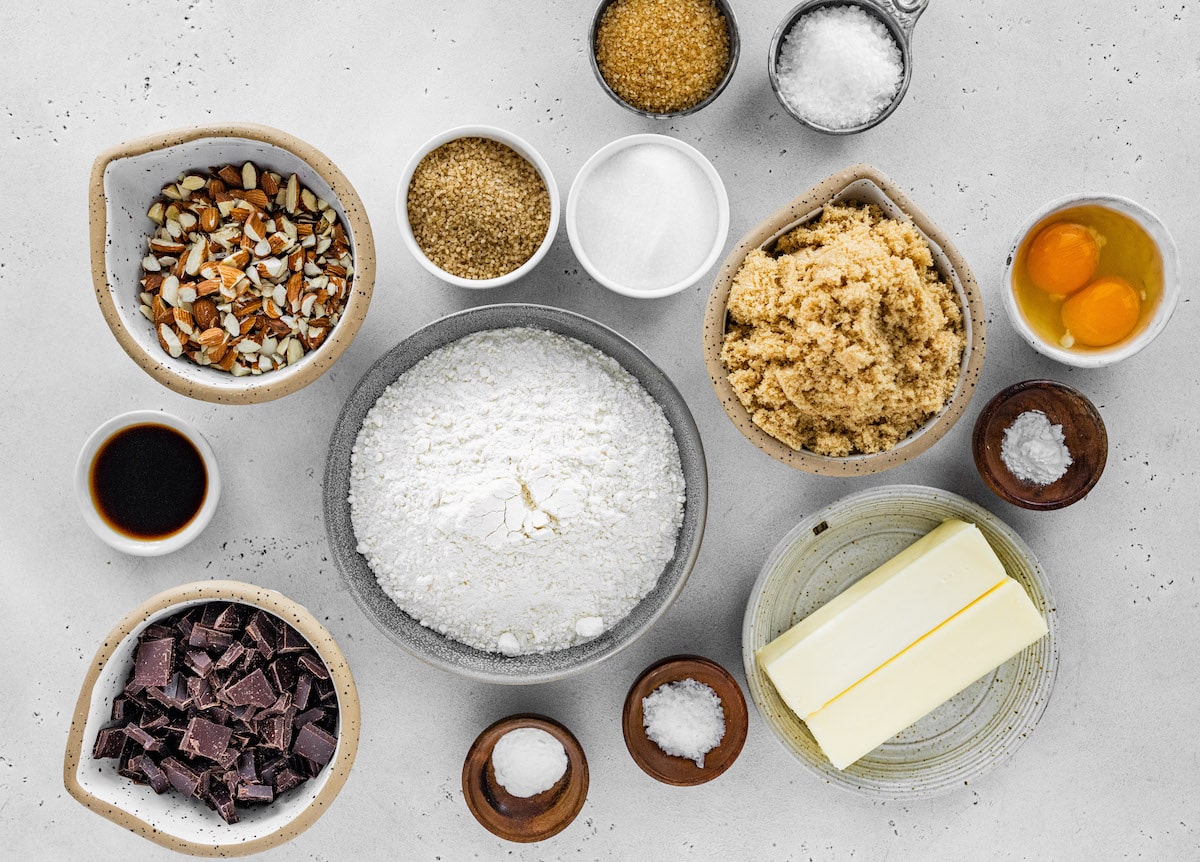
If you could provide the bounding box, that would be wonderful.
[642,678,726,767]
[348,328,686,655]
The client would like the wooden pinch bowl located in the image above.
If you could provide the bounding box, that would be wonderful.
[461,714,588,843]
[972,379,1108,510]
[622,654,748,786]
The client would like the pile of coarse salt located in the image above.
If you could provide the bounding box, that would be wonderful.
[776,5,904,130]
[642,678,726,767]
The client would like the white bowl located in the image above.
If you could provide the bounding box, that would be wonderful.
[75,410,220,556]
[90,123,376,404]
[567,134,730,298]
[1002,193,1180,368]
[63,581,361,856]
[395,125,560,289]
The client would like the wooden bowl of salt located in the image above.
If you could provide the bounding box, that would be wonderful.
[622,655,748,786]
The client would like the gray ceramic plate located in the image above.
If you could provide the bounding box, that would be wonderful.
[324,304,707,684]
[742,485,1059,799]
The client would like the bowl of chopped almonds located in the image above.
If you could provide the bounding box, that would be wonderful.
[89,124,376,404]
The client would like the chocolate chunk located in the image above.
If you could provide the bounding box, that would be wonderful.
[293,707,325,729]
[184,649,214,678]
[187,675,220,710]
[161,757,201,797]
[137,755,171,794]
[245,612,277,660]
[189,624,233,651]
[276,625,308,655]
[180,717,233,761]
[296,652,329,680]
[221,668,276,708]
[259,714,293,752]
[260,692,292,718]
[236,750,258,784]
[92,727,126,759]
[292,723,337,767]
[146,672,191,711]
[213,641,245,671]
[293,674,314,711]
[272,767,303,795]
[236,783,274,804]
[141,712,169,732]
[123,724,164,752]
[110,696,137,723]
[212,603,245,632]
[142,623,175,641]
[269,656,298,695]
[133,638,174,688]
[208,782,239,824]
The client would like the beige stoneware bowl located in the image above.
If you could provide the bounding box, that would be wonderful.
[89,123,376,403]
[702,164,986,476]
[63,581,361,856]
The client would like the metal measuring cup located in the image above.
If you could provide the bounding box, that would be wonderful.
[767,0,929,134]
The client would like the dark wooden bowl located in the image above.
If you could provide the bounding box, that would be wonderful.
[972,379,1107,510]
[622,655,748,786]
[461,714,588,842]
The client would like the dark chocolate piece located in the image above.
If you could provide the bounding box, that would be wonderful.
[212,603,244,632]
[123,723,164,752]
[92,727,126,759]
[189,624,233,651]
[161,757,201,797]
[292,723,337,767]
[273,767,303,795]
[293,707,325,729]
[184,649,214,678]
[259,714,293,752]
[269,656,298,695]
[296,652,329,680]
[180,717,233,761]
[236,783,274,803]
[245,612,277,659]
[133,638,174,688]
[221,668,276,708]
[110,695,136,723]
[208,782,239,824]
[213,641,245,671]
[137,755,171,794]
[276,625,308,655]
[293,674,314,711]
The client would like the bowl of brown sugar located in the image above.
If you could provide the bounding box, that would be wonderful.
[590,0,739,118]
[397,126,559,289]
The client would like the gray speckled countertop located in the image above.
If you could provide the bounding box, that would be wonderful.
[2,1,1197,859]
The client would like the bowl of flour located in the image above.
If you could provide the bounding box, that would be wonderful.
[324,304,706,684]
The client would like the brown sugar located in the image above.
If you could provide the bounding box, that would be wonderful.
[595,0,730,114]
[720,204,966,457]
[407,137,551,280]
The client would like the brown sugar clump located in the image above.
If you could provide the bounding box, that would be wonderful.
[407,137,551,280]
[595,0,730,114]
[720,204,966,457]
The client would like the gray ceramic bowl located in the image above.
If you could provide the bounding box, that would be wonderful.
[324,304,707,684]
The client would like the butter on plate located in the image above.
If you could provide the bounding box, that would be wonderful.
[756,518,1048,770]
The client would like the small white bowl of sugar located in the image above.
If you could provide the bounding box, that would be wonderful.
[567,134,729,299]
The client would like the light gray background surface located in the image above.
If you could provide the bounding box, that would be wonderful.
[2,1,1196,859]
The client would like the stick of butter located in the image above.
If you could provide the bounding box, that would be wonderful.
[804,578,1048,769]
[756,519,1007,719]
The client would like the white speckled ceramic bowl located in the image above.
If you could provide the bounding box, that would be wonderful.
[324,304,707,685]
[74,410,221,556]
[1002,193,1180,368]
[64,581,360,857]
[396,125,560,289]
[743,486,1059,799]
[703,164,986,476]
[90,123,376,404]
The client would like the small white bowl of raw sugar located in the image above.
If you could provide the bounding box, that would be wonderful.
[567,133,730,299]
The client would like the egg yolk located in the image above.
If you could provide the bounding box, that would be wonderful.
[1025,222,1100,296]
[1061,276,1141,347]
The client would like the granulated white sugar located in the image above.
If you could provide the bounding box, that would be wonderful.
[348,327,686,655]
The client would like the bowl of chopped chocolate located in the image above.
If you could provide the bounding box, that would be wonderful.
[63,580,360,856]
[89,123,376,404]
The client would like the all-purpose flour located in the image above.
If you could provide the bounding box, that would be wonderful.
[348,327,686,655]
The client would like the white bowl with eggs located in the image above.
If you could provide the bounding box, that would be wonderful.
[1003,193,1180,369]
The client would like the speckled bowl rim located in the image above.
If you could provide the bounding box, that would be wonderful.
[702,163,986,476]
[89,123,377,404]
[324,303,708,685]
[1000,192,1181,368]
[63,580,361,857]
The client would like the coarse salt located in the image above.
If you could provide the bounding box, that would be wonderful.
[348,328,686,655]
[491,727,568,798]
[776,5,904,130]
[642,678,726,767]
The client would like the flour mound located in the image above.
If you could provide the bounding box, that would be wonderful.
[348,328,686,655]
